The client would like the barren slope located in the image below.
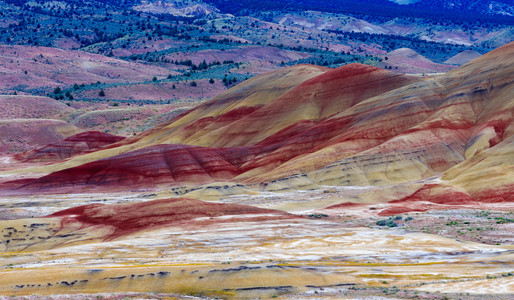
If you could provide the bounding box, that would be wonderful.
[380,48,456,74]
[0,45,176,92]
[2,43,514,209]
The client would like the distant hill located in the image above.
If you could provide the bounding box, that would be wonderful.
[380,47,455,74]
[409,0,514,16]
[0,45,175,94]
[0,119,80,154]
[133,0,218,17]
[205,0,514,24]
[0,95,80,154]
[444,50,482,65]
[0,95,73,119]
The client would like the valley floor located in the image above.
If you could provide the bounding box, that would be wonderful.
[0,186,512,299]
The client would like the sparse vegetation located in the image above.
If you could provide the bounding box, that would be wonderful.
[375,216,399,227]
[308,213,328,219]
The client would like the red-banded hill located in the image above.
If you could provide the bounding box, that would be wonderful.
[2,197,297,251]
[14,131,125,163]
[49,197,296,242]
[3,42,514,209]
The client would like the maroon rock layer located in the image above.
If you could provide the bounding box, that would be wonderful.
[49,197,296,240]
[15,131,125,163]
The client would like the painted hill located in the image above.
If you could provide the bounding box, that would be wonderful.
[6,63,415,190]
[444,50,482,65]
[2,42,514,211]
[0,95,81,154]
[1,197,294,251]
[14,131,125,163]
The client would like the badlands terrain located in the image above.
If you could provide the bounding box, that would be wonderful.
[0,0,513,298]
[0,37,513,298]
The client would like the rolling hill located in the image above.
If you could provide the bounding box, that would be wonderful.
[444,50,482,65]
[2,42,513,208]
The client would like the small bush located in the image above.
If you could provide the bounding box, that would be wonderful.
[308,213,328,219]
[386,220,398,227]
[376,220,386,226]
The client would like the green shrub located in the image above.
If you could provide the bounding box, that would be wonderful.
[386,220,398,227]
